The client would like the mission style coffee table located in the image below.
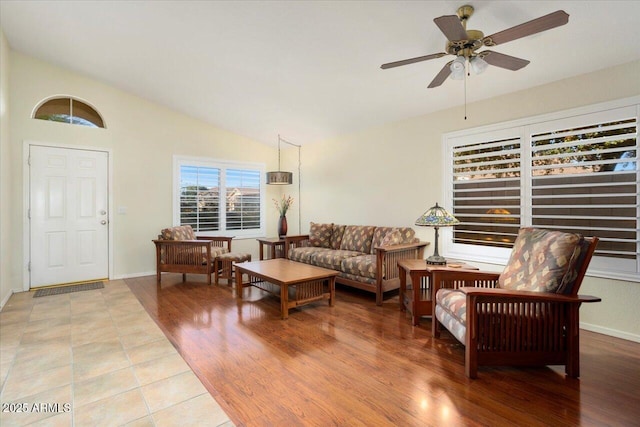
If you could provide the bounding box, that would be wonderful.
[234,259,339,319]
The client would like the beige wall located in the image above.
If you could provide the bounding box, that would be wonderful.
[0,29,12,306]
[5,52,285,299]
[301,61,640,341]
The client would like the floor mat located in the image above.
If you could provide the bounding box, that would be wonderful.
[33,281,105,297]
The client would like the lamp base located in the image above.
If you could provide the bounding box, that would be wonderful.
[426,254,447,265]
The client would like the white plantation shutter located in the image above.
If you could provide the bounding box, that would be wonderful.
[225,169,261,231]
[529,109,638,273]
[452,135,522,248]
[174,157,265,237]
[445,101,640,280]
[179,165,220,232]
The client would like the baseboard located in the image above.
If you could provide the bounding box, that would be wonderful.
[112,271,156,280]
[581,322,640,343]
[0,289,15,311]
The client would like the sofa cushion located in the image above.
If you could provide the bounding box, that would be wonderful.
[330,224,346,249]
[311,249,362,271]
[309,222,333,248]
[370,227,417,254]
[161,225,196,240]
[381,229,402,246]
[288,247,333,264]
[340,225,375,253]
[498,228,583,293]
[341,254,381,280]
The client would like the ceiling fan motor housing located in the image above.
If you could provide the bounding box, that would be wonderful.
[446,29,484,57]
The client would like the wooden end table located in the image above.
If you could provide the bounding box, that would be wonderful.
[398,259,478,326]
[235,259,338,319]
[256,237,286,260]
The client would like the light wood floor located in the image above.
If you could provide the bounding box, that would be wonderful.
[126,274,640,426]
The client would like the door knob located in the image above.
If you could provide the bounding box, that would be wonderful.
[100,210,107,215]
[101,220,107,225]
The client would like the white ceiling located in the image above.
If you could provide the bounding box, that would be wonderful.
[2,1,640,146]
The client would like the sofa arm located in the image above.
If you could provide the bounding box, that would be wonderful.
[375,241,429,280]
[284,235,310,259]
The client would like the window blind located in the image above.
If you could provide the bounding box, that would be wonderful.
[179,165,220,232]
[452,136,522,248]
[531,117,638,260]
[225,169,261,231]
[445,99,640,280]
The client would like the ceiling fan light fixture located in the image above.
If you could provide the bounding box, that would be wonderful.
[470,56,488,74]
[449,56,466,80]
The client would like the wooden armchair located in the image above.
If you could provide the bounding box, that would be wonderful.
[152,225,233,285]
[432,228,600,378]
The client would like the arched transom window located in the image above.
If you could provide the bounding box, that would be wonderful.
[33,97,105,128]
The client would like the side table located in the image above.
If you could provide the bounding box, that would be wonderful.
[398,259,478,326]
[256,237,285,260]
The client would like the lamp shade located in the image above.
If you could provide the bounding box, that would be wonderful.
[265,171,293,185]
[415,203,460,227]
[470,56,488,74]
[266,134,294,185]
[415,203,459,265]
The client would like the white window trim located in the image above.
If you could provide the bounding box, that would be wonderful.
[442,96,640,283]
[173,155,266,239]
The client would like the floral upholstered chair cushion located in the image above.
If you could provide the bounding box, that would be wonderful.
[160,225,196,240]
[498,227,584,293]
[309,222,333,248]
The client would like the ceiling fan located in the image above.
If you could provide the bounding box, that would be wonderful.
[381,5,569,88]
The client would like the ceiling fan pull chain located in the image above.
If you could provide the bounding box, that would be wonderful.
[464,59,468,120]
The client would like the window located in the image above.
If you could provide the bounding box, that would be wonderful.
[444,98,640,281]
[174,156,265,238]
[33,97,105,128]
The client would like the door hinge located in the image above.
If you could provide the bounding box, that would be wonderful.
[27,262,31,272]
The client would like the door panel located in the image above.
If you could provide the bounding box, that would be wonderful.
[30,146,109,287]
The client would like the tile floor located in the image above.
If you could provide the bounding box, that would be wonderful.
[0,280,234,427]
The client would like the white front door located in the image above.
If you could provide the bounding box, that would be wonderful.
[30,145,109,288]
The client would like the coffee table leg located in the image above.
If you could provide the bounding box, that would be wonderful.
[280,283,288,320]
[236,268,244,300]
[329,277,335,307]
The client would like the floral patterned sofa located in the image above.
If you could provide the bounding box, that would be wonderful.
[284,223,428,305]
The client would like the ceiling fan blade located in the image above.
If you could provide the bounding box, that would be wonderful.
[481,51,530,70]
[380,52,447,69]
[484,10,569,46]
[434,15,468,41]
[428,61,453,88]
